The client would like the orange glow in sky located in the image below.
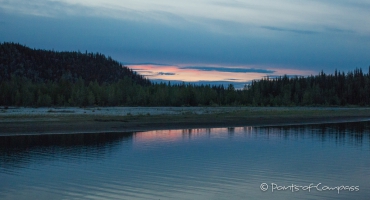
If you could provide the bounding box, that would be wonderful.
[127,64,315,85]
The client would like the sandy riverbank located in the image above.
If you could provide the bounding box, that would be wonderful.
[1,106,370,136]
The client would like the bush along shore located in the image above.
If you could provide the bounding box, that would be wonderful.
[1,107,370,135]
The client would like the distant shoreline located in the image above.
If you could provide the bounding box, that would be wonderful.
[1,107,370,136]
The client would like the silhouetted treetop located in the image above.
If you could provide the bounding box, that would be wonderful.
[0,42,150,85]
[1,42,369,107]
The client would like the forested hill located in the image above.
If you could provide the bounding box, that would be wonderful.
[1,42,370,107]
[0,42,150,85]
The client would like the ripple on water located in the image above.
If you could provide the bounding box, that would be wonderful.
[1,122,370,200]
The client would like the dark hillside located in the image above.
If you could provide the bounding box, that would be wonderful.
[1,42,369,107]
[0,42,150,85]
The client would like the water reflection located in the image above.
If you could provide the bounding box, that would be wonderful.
[0,121,369,200]
[133,122,370,147]
[259,121,370,147]
[0,132,133,170]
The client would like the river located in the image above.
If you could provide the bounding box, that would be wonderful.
[1,121,369,199]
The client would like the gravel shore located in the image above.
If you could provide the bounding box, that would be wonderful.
[1,106,368,117]
[1,106,370,136]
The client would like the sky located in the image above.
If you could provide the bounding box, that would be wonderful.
[1,0,369,87]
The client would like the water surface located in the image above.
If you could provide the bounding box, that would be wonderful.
[1,122,370,199]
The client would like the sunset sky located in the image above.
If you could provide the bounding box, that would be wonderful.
[1,0,369,87]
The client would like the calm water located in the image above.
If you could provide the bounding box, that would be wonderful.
[1,122,370,200]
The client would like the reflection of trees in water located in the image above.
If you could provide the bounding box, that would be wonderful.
[0,132,134,170]
[227,127,235,139]
[258,121,370,146]
[182,129,192,139]
[2,121,369,170]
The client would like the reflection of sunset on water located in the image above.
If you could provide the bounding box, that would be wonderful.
[133,125,314,149]
[133,127,255,149]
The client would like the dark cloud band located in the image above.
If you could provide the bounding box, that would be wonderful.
[157,72,176,76]
[181,66,275,74]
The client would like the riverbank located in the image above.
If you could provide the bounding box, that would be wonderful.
[1,107,370,136]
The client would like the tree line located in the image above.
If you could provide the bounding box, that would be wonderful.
[245,68,370,106]
[1,42,370,107]
[2,68,370,107]
[0,75,241,106]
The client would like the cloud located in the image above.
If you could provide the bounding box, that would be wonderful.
[1,0,370,73]
[224,78,241,81]
[127,64,316,88]
[180,66,275,73]
[0,0,78,17]
[261,26,318,35]
[123,62,171,66]
[133,70,154,74]
[324,27,355,34]
[157,72,176,76]
[2,0,370,36]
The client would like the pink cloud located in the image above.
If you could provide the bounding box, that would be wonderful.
[127,64,316,83]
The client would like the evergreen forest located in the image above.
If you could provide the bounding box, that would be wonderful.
[1,42,370,107]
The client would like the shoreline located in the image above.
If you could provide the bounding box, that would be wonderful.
[1,107,370,136]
